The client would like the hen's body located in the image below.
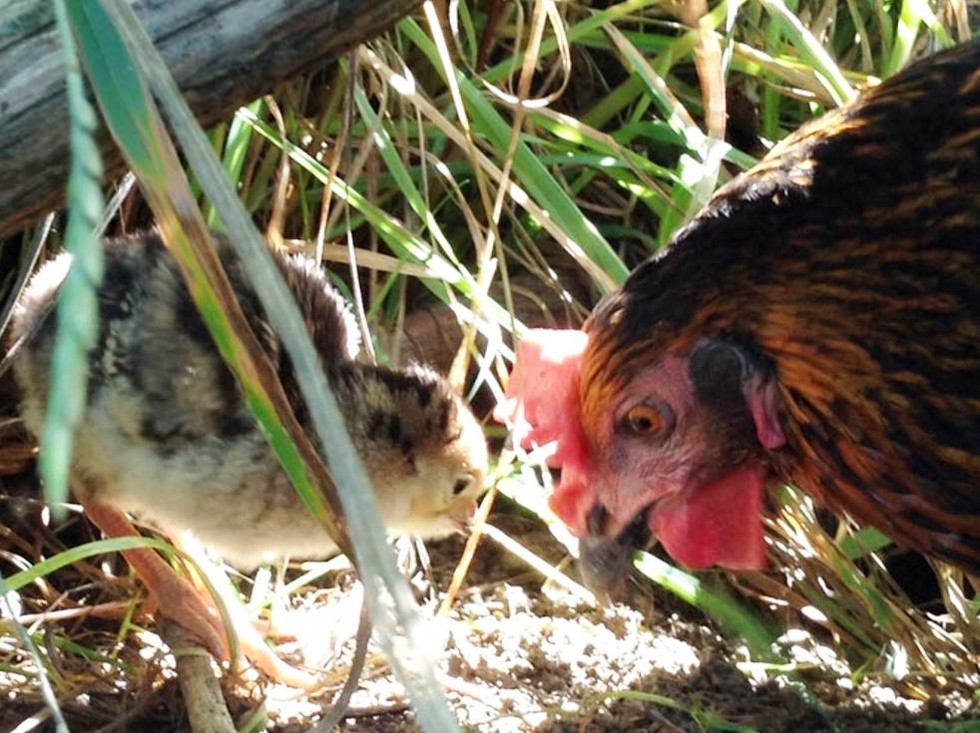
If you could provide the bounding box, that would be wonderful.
[574,41,980,575]
[12,233,487,568]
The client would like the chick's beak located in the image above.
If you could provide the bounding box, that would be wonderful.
[577,504,651,603]
[448,497,479,532]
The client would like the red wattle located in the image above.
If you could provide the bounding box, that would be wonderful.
[650,464,768,570]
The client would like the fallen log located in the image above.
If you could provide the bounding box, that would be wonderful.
[0,0,417,237]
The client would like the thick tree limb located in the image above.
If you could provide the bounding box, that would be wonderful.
[0,0,417,238]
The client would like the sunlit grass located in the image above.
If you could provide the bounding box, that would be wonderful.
[1,0,976,729]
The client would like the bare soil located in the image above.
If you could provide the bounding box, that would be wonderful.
[1,497,977,733]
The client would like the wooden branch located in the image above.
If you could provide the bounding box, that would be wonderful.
[0,0,418,238]
[160,621,237,733]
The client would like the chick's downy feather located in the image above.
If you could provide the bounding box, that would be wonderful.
[11,233,488,568]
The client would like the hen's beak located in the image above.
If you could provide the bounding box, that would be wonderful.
[577,504,651,603]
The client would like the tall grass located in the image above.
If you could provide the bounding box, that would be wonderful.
[1,0,976,728]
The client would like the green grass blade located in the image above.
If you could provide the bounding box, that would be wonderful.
[3,536,186,592]
[399,17,628,289]
[838,526,893,560]
[38,0,107,517]
[587,689,762,732]
[758,0,856,105]
[239,109,458,293]
[0,570,69,733]
[633,552,779,660]
[350,83,468,271]
[884,0,953,77]
[207,99,264,227]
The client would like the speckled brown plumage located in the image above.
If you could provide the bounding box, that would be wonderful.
[10,232,488,568]
[580,40,980,574]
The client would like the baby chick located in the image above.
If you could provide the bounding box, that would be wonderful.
[9,231,488,678]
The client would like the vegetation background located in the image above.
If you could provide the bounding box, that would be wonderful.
[0,0,976,730]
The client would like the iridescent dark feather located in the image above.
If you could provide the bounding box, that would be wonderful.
[582,40,980,573]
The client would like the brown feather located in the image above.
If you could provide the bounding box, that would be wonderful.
[582,40,980,573]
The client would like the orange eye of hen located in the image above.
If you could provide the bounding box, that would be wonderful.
[625,403,664,436]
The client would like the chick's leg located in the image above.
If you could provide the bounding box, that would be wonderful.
[172,530,320,689]
[84,502,319,688]
[81,500,229,660]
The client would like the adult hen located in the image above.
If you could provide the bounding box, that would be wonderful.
[505,39,980,586]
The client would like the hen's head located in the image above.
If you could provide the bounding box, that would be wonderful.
[570,298,787,583]
[501,321,787,594]
[498,236,792,592]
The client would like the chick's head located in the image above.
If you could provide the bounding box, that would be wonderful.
[332,362,488,538]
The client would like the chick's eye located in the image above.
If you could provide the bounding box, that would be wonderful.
[452,475,474,496]
[623,401,674,439]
